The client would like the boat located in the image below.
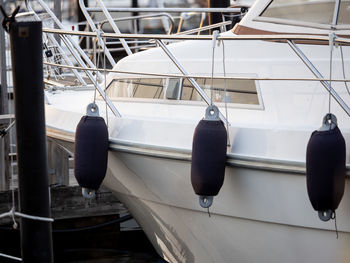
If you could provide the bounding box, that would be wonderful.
[34,0,350,261]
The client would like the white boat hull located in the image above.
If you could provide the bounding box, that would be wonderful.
[42,16,350,260]
[101,149,350,263]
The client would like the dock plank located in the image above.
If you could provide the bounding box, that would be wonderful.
[0,185,126,224]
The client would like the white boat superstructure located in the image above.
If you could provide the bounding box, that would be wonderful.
[19,0,350,262]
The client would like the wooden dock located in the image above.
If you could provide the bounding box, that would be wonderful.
[0,139,132,227]
[0,185,128,225]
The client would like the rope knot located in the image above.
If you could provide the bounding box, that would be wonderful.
[0,5,20,33]
[9,207,17,229]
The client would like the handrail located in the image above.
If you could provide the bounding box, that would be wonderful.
[18,7,87,86]
[40,27,350,120]
[95,0,133,55]
[41,29,350,44]
[78,0,116,66]
[175,21,232,35]
[99,13,175,35]
[85,7,243,13]
[43,61,350,82]
[24,0,120,117]
[27,0,104,81]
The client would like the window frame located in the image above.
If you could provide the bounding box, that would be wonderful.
[104,76,265,110]
[254,0,350,30]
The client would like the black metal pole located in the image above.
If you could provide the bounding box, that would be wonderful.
[78,0,88,48]
[10,21,53,263]
[54,0,62,45]
[132,0,138,15]
[208,0,230,29]
[132,0,139,32]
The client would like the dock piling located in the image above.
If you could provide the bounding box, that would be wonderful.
[10,20,53,262]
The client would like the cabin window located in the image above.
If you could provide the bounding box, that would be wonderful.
[338,1,350,25]
[106,77,260,106]
[181,78,259,105]
[261,0,335,25]
[106,78,166,99]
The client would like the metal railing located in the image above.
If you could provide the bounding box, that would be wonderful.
[85,7,243,13]
[17,1,350,120]
[41,27,350,119]
[100,13,175,34]
[17,1,246,119]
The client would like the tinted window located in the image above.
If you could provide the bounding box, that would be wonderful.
[261,0,335,25]
[106,77,260,105]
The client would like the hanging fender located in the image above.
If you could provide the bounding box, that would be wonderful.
[306,113,346,221]
[191,105,227,208]
[74,103,109,199]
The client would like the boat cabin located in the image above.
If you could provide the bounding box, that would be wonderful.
[103,0,349,113]
[234,0,350,35]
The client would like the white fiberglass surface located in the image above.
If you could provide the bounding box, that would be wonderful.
[104,152,350,263]
[45,32,350,165]
[108,36,350,127]
[45,90,94,113]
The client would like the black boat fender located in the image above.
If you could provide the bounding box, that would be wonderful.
[74,103,109,199]
[306,113,346,221]
[191,105,227,208]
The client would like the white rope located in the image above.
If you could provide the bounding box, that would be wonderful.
[94,29,105,104]
[1,116,18,229]
[329,32,336,114]
[103,36,109,127]
[221,39,231,147]
[210,31,219,105]
[0,120,15,137]
[14,211,54,222]
[0,252,22,261]
[0,210,12,219]
[0,207,54,223]
[9,119,15,217]
[93,31,97,104]
[0,208,17,229]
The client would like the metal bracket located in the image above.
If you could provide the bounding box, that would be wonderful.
[318,113,337,131]
[199,195,213,208]
[329,32,338,51]
[205,105,220,121]
[82,188,96,199]
[86,103,100,117]
[318,210,333,222]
